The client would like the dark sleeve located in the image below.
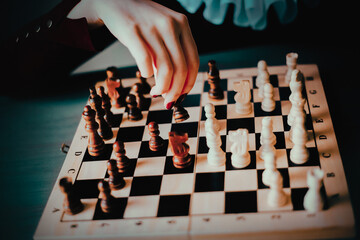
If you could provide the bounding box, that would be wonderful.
[0,0,109,96]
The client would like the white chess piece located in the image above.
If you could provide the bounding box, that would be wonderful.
[267,170,288,207]
[229,128,251,168]
[304,169,325,213]
[256,60,270,88]
[234,80,252,115]
[288,97,306,127]
[261,83,275,112]
[205,104,225,166]
[204,103,220,132]
[289,109,307,143]
[262,151,277,186]
[259,117,276,160]
[285,52,298,84]
[290,115,309,164]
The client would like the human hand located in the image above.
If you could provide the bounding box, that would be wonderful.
[68,0,199,109]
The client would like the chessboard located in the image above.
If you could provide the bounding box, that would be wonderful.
[34,61,355,240]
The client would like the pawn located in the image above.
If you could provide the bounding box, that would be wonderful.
[285,52,298,84]
[82,105,105,156]
[259,117,276,160]
[107,159,125,190]
[132,82,145,110]
[303,169,325,213]
[267,170,288,207]
[59,177,84,215]
[204,103,220,132]
[262,151,277,187]
[136,70,151,94]
[113,141,131,173]
[98,86,116,127]
[207,60,224,100]
[261,83,276,112]
[126,94,143,121]
[256,60,270,88]
[89,87,113,140]
[148,121,164,151]
[98,180,117,213]
[173,104,189,123]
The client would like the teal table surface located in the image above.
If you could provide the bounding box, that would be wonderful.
[1,44,359,240]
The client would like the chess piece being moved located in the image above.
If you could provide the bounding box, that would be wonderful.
[234,80,252,115]
[267,170,288,207]
[256,60,270,88]
[89,87,113,140]
[113,141,131,173]
[82,105,105,156]
[98,86,116,127]
[136,70,151,94]
[106,66,124,108]
[148,121,164,151]
[207,60,224,100]
[169,132,192,168]
[204,103,225,166]
[98,180,117,213]
[304,169,325,213]
[107,159,125,190]
[228,128,251,168]
[59,177,84,215]
[261,83,276,112]
[285,52,298,84]
[126,94,143,121]
[173,104,189,123]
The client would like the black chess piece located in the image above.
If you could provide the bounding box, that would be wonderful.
[173,104,189,123]
[82,105,105,156]
[126,94,143,121]
[136,70,151,94]
[98,180,117,213]
[98,86,116,127]
[113,141,131,173]
[207,60,224,99]
[89,87,113,140]
[107,160,125,190]
[148,121,164,151]
[132,82,145,110]
[59,177,84,215]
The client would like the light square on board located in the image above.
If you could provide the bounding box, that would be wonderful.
[288,166,321,188]
[62,199,98,221]
[120,111,149,127]
[257,188,293,212]
[142,123,172,141]
[160,173,194,195]
[252,87,280,103]
[124,195,160,218]
[121,141,142,159]
[227,103,255,119]
[199,119,227,137]
[77,160,108,180]
[277,74,288,87]
[191,192,225,215]
[224,169,257,192]
[254,115,284,133]
[172,106,201,123]
[201,91,228,106]
[110,177,133,198]
[195,153,226,173]
[148,96,165,111]
[256,149,289,169]
[134,157,166,177]
[284,130,316,149]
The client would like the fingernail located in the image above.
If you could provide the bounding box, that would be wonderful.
[166,101,175,110]
[176,93,188,104]
[152,95,159,98]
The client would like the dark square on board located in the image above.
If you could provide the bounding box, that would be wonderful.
[227,118,255,133]
[93,198,127,220]
[117,126,145,142]
[203,79,228,92]
[129,176,162,196]
[146,109,173,124]
[83,144,113,162]
[194,172,225,192]
[201,105,227,120]
[225,191,257,213]
[157,195,191,217]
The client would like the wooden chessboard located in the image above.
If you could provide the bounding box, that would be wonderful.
[34,63,355,239]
